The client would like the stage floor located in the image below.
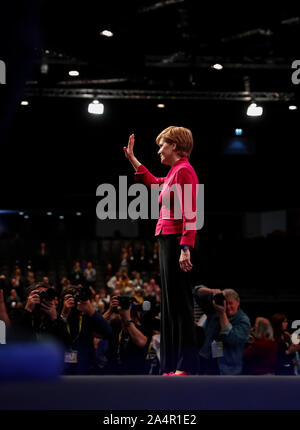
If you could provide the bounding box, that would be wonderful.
[1,375,300,410]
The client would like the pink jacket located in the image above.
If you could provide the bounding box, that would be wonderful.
[134,157,199,248]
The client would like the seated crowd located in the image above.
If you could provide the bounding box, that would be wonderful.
[0,247,299,376]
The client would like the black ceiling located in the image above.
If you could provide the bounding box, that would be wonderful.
[0,1,299,213]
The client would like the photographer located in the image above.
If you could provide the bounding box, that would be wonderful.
[103,295,153,375]
[194,286,250,375]
[58,286,112,375]
[11,282,63,342]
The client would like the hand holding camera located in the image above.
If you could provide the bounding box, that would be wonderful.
[212,292,226,313]
[62,288,95,318]
[25,288,57,319]
[61,294,76,318]
[40,300,57,321]
[25,290,41,313]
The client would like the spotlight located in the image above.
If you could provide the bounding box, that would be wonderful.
[212,64,223,70]
[100,30,113,38]
[21,101,29,106]
[289,105,297,110]
[40,63,49,74]
[76,212,82,216]
[24,215,29,219]
[88,100,104,115]
[59,215,64,220]
[46,212,53,216]
[69,70,79,77]
[235,128,243,136]
[19,212,24,216]
[247,103,263,117]
[157,104,165,109]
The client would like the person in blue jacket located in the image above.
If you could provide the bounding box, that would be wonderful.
[194,286,250,375]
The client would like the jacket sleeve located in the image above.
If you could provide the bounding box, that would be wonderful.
[89,311,112,338]
[174,168,197,248]
[134,164,165,188]
[193,286,215,315]
[220,315,251,346]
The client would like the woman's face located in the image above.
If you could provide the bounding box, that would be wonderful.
[281,318,288,331]
[157,139,176,166]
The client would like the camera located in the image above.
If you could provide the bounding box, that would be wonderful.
[38,288,57,302]
[213,293,225,306]
[73,286,91,305]
[115,296,138,310]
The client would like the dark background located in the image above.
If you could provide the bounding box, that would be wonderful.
[0,1,299,319]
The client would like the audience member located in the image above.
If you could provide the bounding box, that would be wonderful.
[83,262,96,287]
[103,263,114,282]
[194,286,250,375]
[119,247,129,272]
[10,282,63,342]
[243,317,278,375]
[132,271,143,288]
[272,313,299,375]
[6,288,23,310]
[107,271,122,291]
[70,261,85,286]
[102,295,152,374]
[59,285,112,374]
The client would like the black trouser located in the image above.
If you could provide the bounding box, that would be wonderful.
[158,234,200,374]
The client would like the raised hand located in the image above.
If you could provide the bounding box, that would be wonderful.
[25,290,41,313]
[61,294,75,318]
[123,134,135,160]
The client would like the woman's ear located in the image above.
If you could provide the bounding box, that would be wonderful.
[172,143,177,151]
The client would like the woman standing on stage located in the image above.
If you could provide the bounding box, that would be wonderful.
[124,126,200,375]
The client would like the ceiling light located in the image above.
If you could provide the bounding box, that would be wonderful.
[212,64,223,70]
[289,105,297,110]
[59,215,64,220]
[100,30,113,38]
[76,212,82,216]
[235,128,243,136]
[21,101,29,106]
[46,212,52,216]
[19,212,24,216]
[88,100,104,115]
[69,70,79,77]
[247,103,263,117]
[40,63,49,74]
[157,104,165,108]
[24,215,29,219]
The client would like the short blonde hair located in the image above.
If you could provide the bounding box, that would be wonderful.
[156,126,194,158]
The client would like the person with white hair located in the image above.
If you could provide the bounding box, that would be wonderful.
[194,286,250,375]
[243,317,278,375]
